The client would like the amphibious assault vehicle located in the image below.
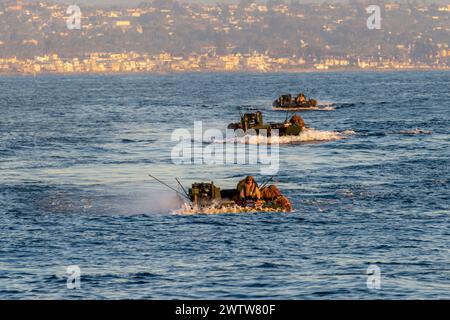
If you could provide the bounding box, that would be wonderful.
[147,174,292,213]
[273,93,318,110]
[227,111,306,136]
[188,181,290,212]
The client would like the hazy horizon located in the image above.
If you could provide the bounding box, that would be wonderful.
[17,0,450,6]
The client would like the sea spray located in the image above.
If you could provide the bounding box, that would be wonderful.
[173,202,284,215]
[124,191,184,215]
[217,128,355,145]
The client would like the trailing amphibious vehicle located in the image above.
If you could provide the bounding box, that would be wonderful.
[227,111,306,136]
[273,93,318,110]
[188,181,292,212]
[148,174,292,213]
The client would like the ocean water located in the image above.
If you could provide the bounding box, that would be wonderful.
[0,72,449,299]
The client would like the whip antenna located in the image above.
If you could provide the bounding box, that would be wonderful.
[148,174,191,202]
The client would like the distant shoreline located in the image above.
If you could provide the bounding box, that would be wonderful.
[1,67,449,77]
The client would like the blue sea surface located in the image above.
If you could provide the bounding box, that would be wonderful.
[0,72,449,299]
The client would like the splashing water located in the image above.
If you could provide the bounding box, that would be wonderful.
[217,128,355,145]
[173,202,284,215]
[272,106,335,111]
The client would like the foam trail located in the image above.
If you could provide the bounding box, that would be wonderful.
[318,101,335,107]
[173,202,283,215]
[217,128,355,145]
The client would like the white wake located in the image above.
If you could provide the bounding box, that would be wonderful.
[217,128,355,145]
[173,202,284,215]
